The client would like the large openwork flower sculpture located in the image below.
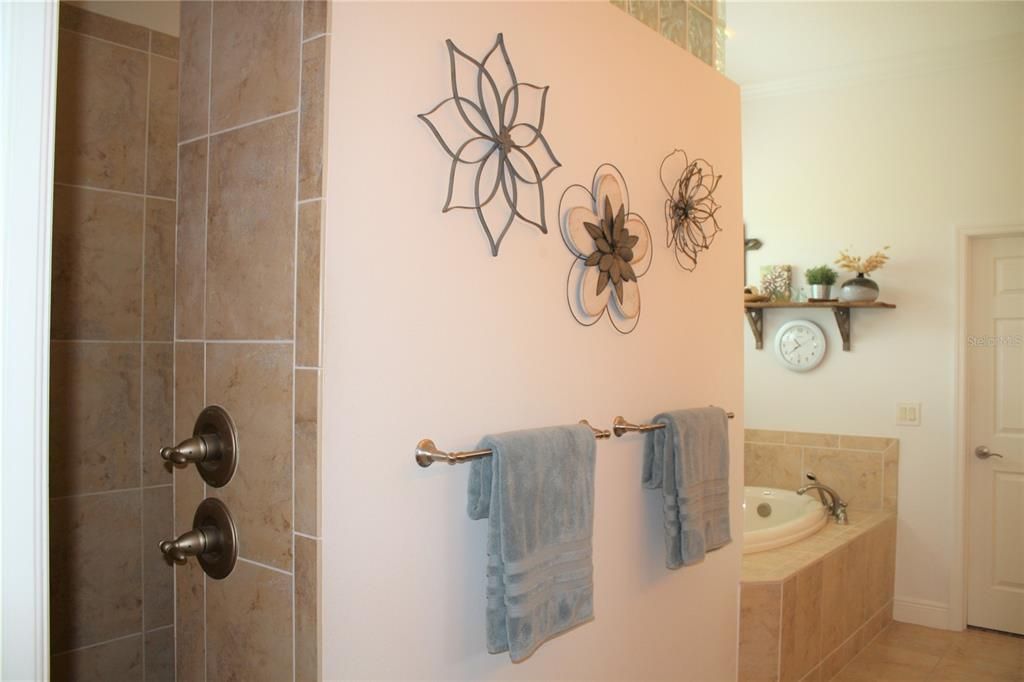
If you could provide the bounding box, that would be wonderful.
[418,34,560,257]
[560,165,652,334]
[659,149,722,271]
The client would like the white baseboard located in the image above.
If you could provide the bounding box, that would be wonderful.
[893,597,954,630]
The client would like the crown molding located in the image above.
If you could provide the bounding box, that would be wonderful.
[741,32,1024,101]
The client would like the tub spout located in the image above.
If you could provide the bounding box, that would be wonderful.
[797,482,849,525]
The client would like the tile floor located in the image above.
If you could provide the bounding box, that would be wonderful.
[832,621,1023,681]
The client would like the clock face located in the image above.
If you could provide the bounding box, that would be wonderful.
[775,321,826,372]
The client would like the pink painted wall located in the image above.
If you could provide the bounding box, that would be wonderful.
[322,2,744,678]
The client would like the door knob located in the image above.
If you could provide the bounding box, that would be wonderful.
[975,445,1004,460]
[159,498,238,579]
[161,405,238,487]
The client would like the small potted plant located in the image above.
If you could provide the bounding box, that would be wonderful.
[804,265,838,300]
[835,246,890,302]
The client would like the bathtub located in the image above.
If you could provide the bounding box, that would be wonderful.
[743,486,828,554]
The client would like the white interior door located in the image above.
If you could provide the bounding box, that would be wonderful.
[967,232,1024,635]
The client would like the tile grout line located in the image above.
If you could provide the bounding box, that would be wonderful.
[293,530,321,541]
[53,181,164,200]
[292,6,304,678]
[139,35,152,679]
[210,107,299,140]
[58,26,153,57]
[50,485,169,502]
[237,555,294,578]
[171,19,182,679]
[203,6,213,680]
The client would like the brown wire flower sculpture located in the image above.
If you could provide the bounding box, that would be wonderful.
[659,149,723,271]
[418,34,560,257]
[560,165,652,334]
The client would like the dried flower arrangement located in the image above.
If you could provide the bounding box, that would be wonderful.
[835,246,890,275]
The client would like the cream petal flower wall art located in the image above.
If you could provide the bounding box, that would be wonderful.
[559,165,652,334]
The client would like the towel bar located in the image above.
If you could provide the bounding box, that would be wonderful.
[612,411,735,438]
[415,420,611,468]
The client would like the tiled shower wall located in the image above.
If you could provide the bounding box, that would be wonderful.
[49,5,179,680]
[174,1,328,680]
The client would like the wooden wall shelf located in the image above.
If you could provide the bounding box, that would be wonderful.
[744,301,896,351]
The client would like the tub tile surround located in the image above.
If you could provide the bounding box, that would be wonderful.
[49,5,178,679]
[174,1,329,680]
[739,514,898,682]
[745,430,900,513]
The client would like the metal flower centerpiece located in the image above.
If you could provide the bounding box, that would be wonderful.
[418,34,560,257]
[659,149,723,271]
[559,165,652,334]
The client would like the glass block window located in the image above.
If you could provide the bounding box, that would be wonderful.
[611,0,728,73]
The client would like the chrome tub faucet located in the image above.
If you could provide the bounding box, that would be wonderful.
[797,472,849,524]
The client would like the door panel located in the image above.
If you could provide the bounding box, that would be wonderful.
[967,233,1024,635]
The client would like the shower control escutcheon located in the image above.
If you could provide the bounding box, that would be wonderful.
[160,405,238,487]
[159,498,238,579]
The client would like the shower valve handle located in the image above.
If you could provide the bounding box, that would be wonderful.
[159,498,238,579]
[159,527,216,564]
[160,434,218,465]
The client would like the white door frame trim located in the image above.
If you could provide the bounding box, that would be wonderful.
[951,223,1024,632]
[0,1,57,678]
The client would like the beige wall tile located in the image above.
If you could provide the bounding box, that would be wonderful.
[820,634,859,682]
[296,535,321,682]
[178,1,211,141]
[296,368,320,536]
[820,544,850,655]
[51,186,143,341]
[780,562,823,682]
[55,30,147,192]
[147,56,179,199]
[746,429,787,444]
[303,0,329,39]
[143,486,174,630]
[745,442,803,490]
[296,201,323,366]
[144,199,176,341]
[785,432,839,448]
[207,114,297,340]
[173,342,205,533]
[210,1,301,132]
[799,665,821,682]
[206,343,293,569]
[173,342,205,442]
[59,4,149,50]
[838,435,895,451]
[739,582,781,682]
[803,448,883,511]
[150,31,179,59]
[866,519,897,615]
[52,633,144,682]
[846,532,871,630]
[883,443,899,512]
[144,627,175,682]
[50,342,141,496]
[299,36,327,200]
[206,560,293,682]
[175,561,205,682]
[176,139,207,339]
[51,491,143,651]
[142,343,173,486]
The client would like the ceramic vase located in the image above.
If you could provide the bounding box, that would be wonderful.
[839,273,879,302]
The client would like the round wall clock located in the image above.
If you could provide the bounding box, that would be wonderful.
[774,320,826,372]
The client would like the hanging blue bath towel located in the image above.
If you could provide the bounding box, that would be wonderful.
[467,424,596,662]
[642,407,731,568]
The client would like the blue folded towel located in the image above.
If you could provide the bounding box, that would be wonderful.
[467,424,596,662]
[642,407,731,568]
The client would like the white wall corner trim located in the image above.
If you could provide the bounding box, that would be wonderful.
[742,31,1024,101]
[0,1,57,679]
[894,598,954,631]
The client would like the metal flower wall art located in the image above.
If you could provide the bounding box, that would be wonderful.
[559,165,652,334]
[418,34,561,257]
[659,149,723,271]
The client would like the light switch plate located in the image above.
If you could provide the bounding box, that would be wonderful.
[897,402,921,426]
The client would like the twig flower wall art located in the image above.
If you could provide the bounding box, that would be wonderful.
[418,34,561,257]
[659,149,723,271]
[560,165,652,334]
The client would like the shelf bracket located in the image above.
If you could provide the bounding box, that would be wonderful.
[745,307,764,350]
[832,307,852,351]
